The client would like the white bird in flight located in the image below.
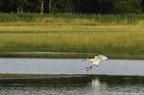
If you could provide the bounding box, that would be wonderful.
[81,55,108,71]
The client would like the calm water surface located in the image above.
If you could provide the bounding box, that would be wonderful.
[0,76,144,95]
[0,58,144,75]
[0,58,144,95]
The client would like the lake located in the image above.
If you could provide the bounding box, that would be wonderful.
[0,58,144,75]
[0,58,144,95]
[0,76,144,95]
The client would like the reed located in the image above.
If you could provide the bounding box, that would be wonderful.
[0,13,144,25]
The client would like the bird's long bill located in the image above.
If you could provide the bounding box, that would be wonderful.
[81,59,86,62]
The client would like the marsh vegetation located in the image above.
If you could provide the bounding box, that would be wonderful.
[0,13,144,58]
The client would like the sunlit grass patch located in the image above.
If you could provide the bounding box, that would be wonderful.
[0,13,144,58]
[0,25,143,55]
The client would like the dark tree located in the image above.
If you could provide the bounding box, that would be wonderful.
[0,0,143,14]
[38,0,44,14]
[9,0,30,13]
[113,0,142,14]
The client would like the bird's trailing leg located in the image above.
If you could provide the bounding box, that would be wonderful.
[96,65,98,67]
[85,65,92,71]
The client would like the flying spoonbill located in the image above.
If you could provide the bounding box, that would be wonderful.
[81,55,108,71]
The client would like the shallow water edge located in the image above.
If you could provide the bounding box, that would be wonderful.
[0,74,144,79]
[1,74,144,95]
[0,52,144,59]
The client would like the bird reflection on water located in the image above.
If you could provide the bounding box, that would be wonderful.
[91,78,101,89]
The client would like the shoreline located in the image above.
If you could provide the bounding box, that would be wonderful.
[0,73,144,79]
[0,52,144,59]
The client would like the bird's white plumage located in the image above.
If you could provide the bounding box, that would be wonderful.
[98,55,108,60]
[82,55,108,71]
[94,56,98,59]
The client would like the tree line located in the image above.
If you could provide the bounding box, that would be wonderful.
[0,0,144,14]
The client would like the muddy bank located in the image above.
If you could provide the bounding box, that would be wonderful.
[0,52,144,59]
[1,74,144,80]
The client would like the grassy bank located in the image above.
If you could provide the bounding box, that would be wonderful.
[0,25,144,56]
[0,13,144,58]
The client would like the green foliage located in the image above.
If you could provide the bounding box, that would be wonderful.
[0,13,36,22]
[55,0,75,13]
[114,0,142,14]
[0,0,144,14]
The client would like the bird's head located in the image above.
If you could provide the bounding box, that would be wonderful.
[94,56,98,59]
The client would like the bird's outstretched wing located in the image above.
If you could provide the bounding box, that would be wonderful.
[98,55,108,60]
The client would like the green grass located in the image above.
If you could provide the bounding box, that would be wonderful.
[0,25,144,56]
[0,13,144,58]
